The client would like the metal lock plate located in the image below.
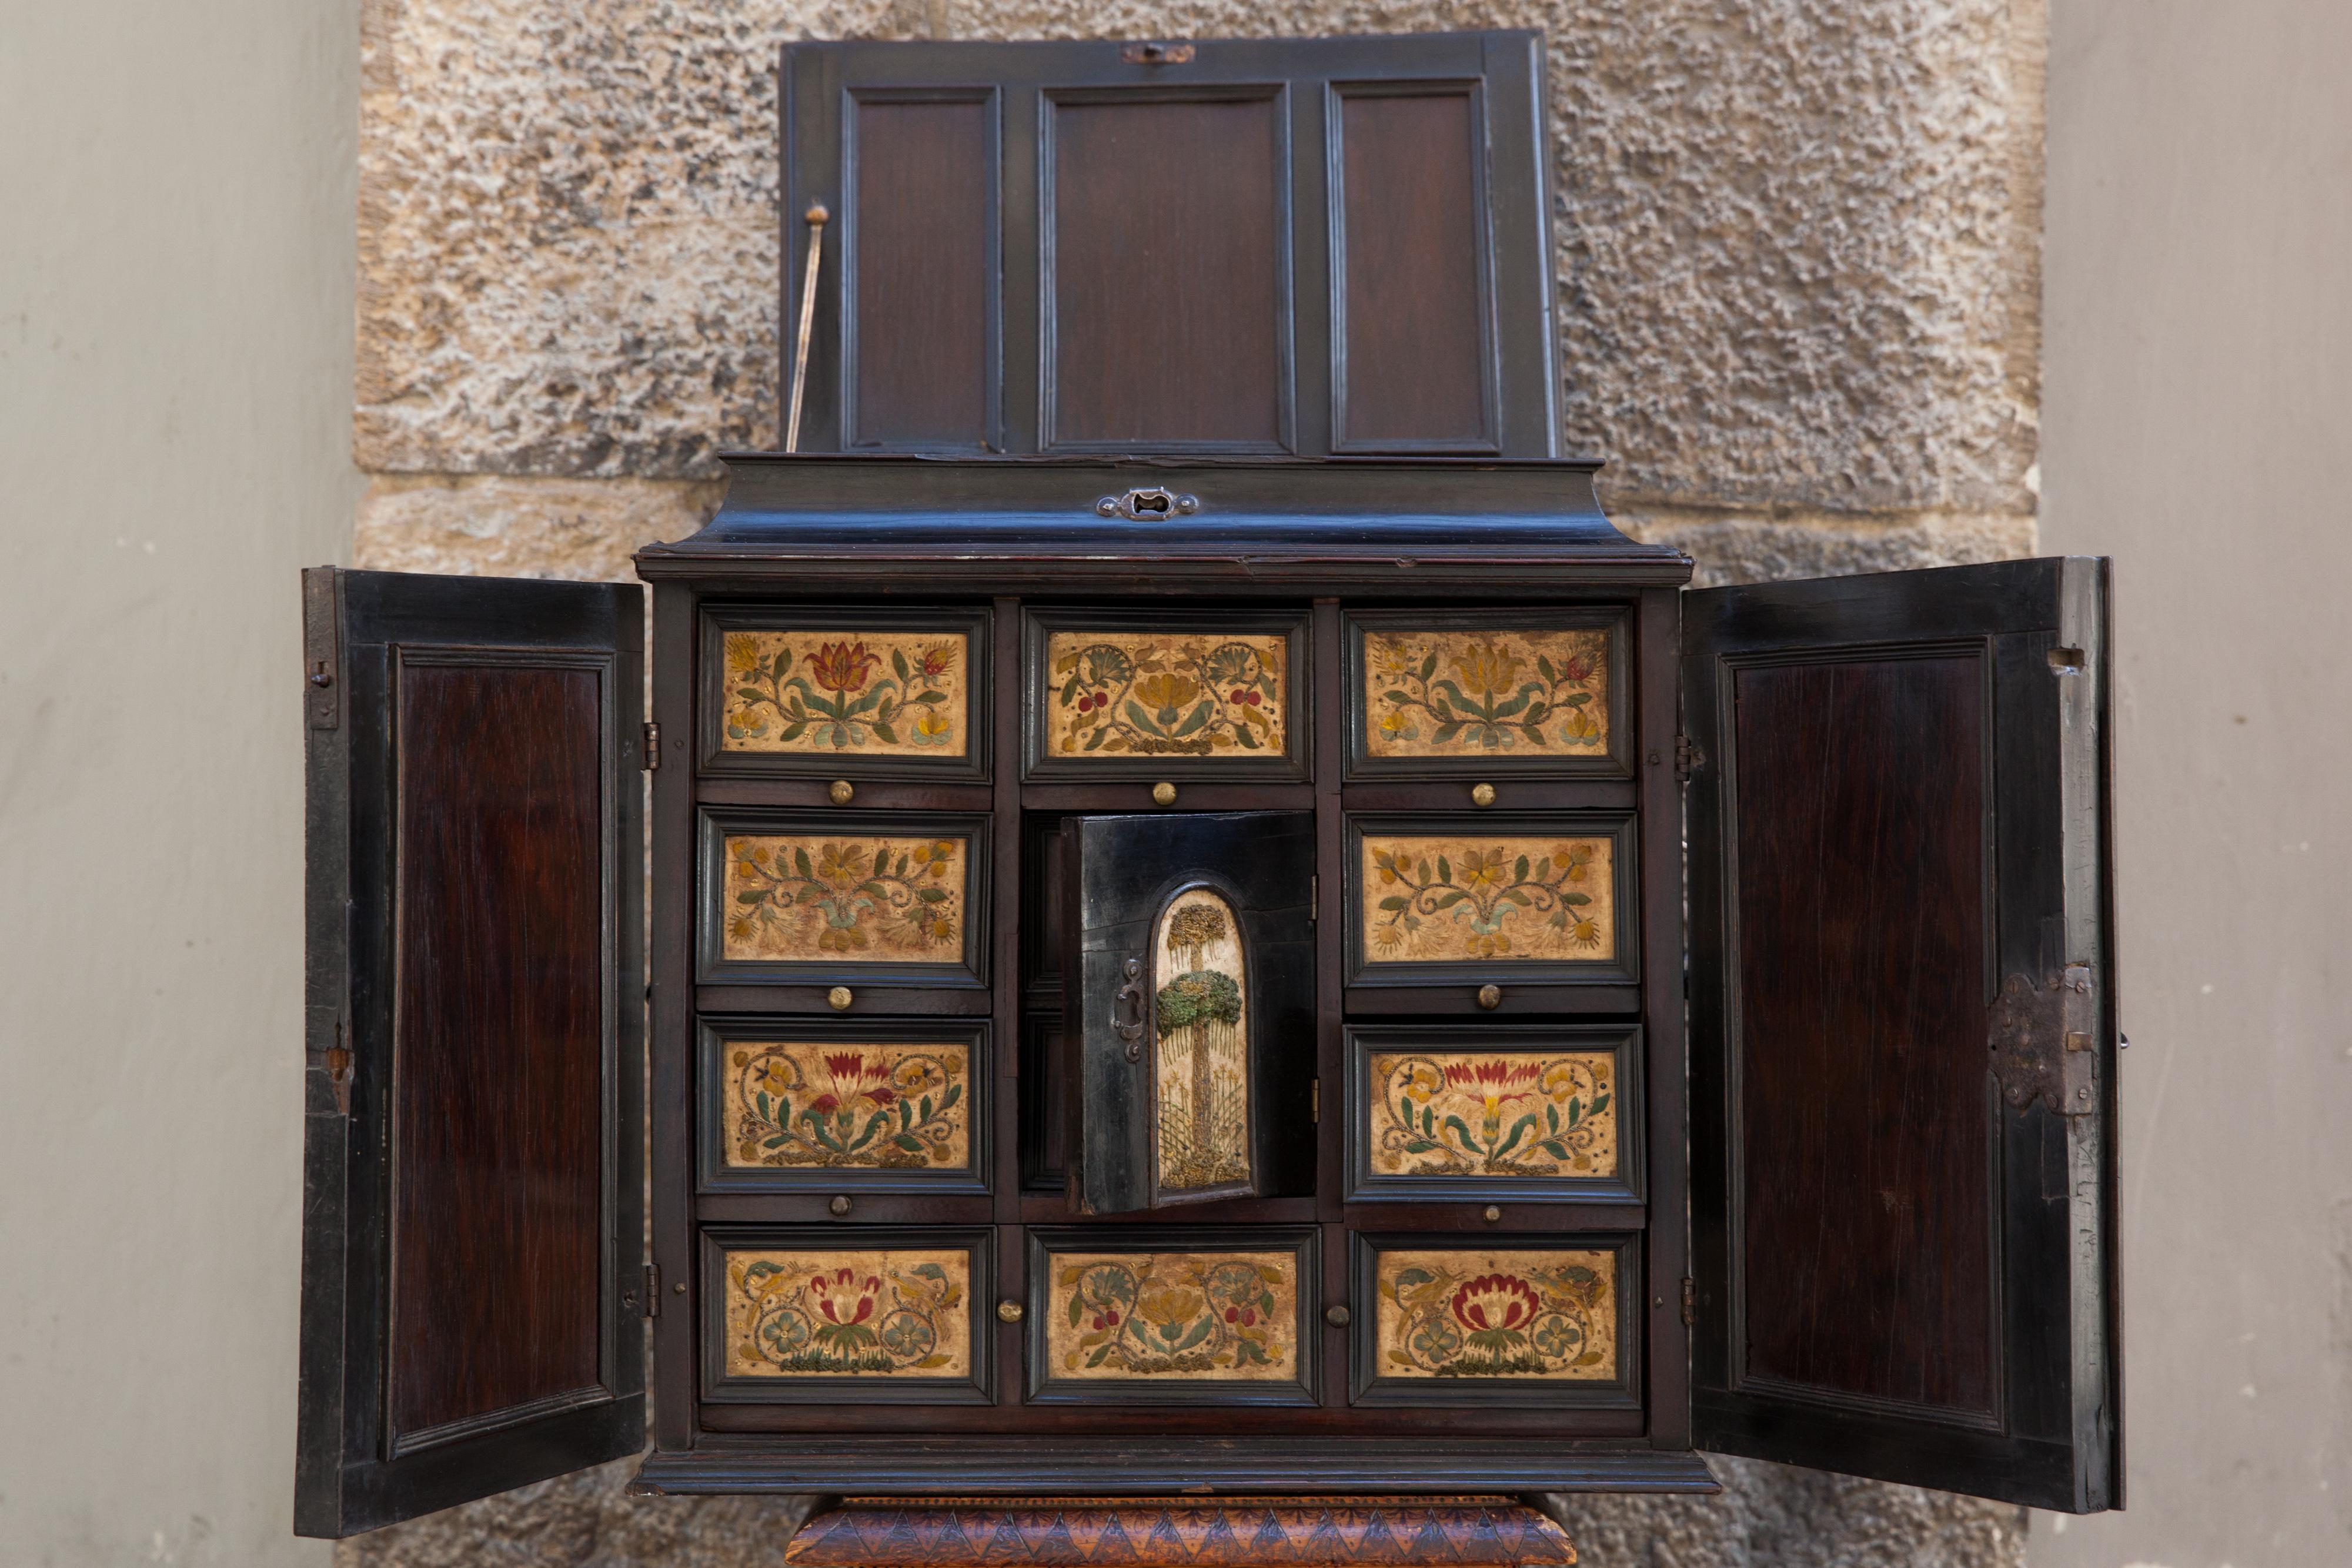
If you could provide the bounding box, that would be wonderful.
[1987,962,2098,1115]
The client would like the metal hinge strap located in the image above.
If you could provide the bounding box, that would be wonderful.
[643,1262,660,1318]
[642,721,660,771]
[1675,734,1703,783]
[1680,1277,1696,1328]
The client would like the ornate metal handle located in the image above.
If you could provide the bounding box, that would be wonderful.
[1112,955,1147,1062]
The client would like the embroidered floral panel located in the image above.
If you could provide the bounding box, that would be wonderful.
[1047,1250,1300,1380]
[721,1041,971,1172]
[1373,1248,1616,1380]
[720,630,971,755]
[724,1248,970,1378]
[1359,835,1616,963]
[721,835,967,963]
[1044,631,1288,759]
[1360,627,1608,758]
[1367,1049,1616,1179]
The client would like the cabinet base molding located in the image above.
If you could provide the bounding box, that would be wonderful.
[632,1442,1719,1497]
[779,1495,1575,1566]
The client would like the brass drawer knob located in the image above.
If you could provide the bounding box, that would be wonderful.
[829,1195,853,1217]
[827,985,854,1011]
[828,778,854,805]
[998,1300,1025,1323]
[1470,781,1496,808]
[1151,781,1177,807]
[1476,984,1502,1010]
[1324,1304,1351,1327]
[1483,1205,1502,1224]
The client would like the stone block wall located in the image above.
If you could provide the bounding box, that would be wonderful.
[346,1,2042,1562]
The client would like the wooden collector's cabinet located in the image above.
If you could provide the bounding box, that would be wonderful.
[292,28,2122,1548]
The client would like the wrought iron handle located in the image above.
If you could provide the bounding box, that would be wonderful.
[1112,955,1147,1062]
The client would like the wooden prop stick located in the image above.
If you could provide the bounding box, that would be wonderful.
[784,202,830,453]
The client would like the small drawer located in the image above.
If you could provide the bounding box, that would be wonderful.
[695,808,990,991]
[1023,607,1311,782]
[699,1018,991,1197]
[700,604,992,781]
[1344,609,1631,781]
[701,1225,995,1405]
[1344,1024,1641,1209]
[1348,1231,1640,1409]
[1025,1226,1321,1406]
[1344,812,1641,997]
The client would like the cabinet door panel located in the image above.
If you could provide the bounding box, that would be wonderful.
[1063,811,1316,1215]
[295,568,644,1537]
[1685,557,2119,1513]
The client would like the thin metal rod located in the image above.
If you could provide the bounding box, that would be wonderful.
[784,201,830,453]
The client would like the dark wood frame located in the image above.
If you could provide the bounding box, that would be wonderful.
[1038,81,1298,456]
[1324,78,1500,455]
[839,85,1005,453]
[1347,1231,1643,1411]
[1341,1023,1643,1211]
[1023,1225,1322,1406]
[692,807,993,991]
[695,1017,993,1197]
[698,1224,996,1406]
[696,601,994,781]
[1021,605,1314,784]
[1340,606,1633,780]
[1342,810,1642,991]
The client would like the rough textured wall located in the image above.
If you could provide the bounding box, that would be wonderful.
[347,1,2043,1563]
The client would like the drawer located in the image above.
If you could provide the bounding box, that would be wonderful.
[694,808,990,992]
[699,604,992,781]
[1349,1232,1641,1409]
[1025,1226,1321,1406]
[1344,609,1631,781]
[697,1018,991,1198]
[1343,1024,1641,1211]
[700,1225,995,1405]
[1022,607,1311,782]
[1344,812,1641,1002]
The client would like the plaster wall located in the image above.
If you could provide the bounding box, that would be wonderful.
[2031,1,2352,1563]
[0,2,361,1565]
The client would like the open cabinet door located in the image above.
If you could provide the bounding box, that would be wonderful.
[1684,559,2120,1512]
[1063,811,1315,1215]
[295,569,646,1536]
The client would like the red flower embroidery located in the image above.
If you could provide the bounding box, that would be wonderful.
[810,1266,881,1326]
[1449,1273,1541,1333]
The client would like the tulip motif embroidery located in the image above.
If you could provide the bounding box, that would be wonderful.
[726,1042,968,1170]
[721,630,966,755]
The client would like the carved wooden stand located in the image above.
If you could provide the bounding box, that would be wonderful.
[780,1496,1576,1567]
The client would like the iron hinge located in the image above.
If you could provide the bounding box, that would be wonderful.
[301,567,340,731]
[1311,1078,1321,1125]
[1989,962,2099,1115]
[1309,873,1318,921]
[1680,1277,1696,1328]
[643,1263,660,1318]
[1675,734,1703,783]
[642,721,660,771]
